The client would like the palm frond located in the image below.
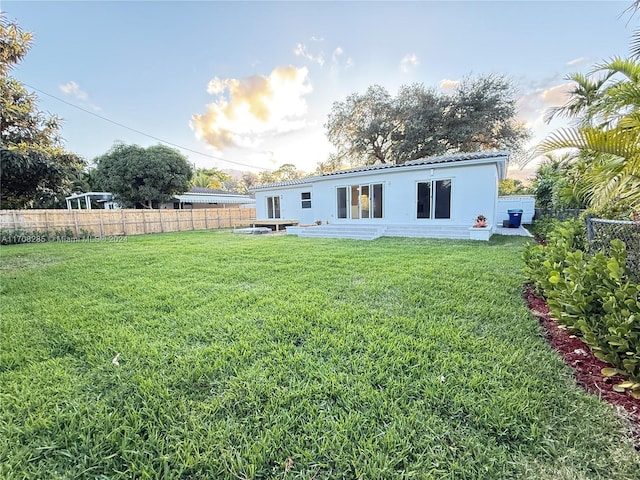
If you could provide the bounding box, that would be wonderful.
[631,28,640,60]
[594,56,640,83]
[536,127,640,160]
[543,73,607,124]
[618,111,640,130]
[601,82,640,109]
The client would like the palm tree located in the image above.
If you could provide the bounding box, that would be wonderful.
[190,168,230,190]
[535,25,640,212]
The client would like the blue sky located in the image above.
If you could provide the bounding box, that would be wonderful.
[4,1,637,178]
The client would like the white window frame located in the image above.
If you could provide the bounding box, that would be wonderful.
[336,183,383,219]
[301,191,312,209]
[266,195,281,219]
[416,179,453,220]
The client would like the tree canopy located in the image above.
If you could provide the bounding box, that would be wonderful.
[1,14,85,209]
[498,178,532,197]
[190,167,231,190]
[94,143,193,208]
[256,163,306,185]
[325,74,529,167]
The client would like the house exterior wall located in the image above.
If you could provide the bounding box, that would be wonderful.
[255,185,316,225]
[254,161,501,228]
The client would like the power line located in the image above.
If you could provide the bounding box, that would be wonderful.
[22,82,272,171]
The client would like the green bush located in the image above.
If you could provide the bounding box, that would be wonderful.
[0,227,76,245]
[528,216,557,242]
[523,218,587,297]
[523,220,640,392]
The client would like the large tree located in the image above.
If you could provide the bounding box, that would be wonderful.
[324,74,529,167]
[444,75,527,153]
[94,143,192,208]
[325,85,399,165]
[0,14,85,209]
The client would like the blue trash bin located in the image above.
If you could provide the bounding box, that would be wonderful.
[507,209,523,228]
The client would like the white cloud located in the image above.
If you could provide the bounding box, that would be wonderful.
[439,79,460,90]
[60,81,87,100]
[330,46,354,71]
[59,81,101,112]
[190,66,312,152]
[400,53,419,73]
[567,56,586,66]
[294,42,325,66]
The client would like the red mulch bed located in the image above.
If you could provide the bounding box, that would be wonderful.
[524,284,640,447]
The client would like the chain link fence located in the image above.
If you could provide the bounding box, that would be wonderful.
[586,216,640,281]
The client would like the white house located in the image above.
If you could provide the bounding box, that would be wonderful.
[65,192,119,210]
[250,151,509,240]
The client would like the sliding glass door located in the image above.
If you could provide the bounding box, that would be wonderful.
[337,183,383,219]
[416,179,451,219]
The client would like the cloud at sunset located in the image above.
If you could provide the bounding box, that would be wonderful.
[439,79,460,90]
[516,81,574,130]
[190,66,312,150]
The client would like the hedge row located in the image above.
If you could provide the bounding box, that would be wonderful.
[523,219,640,397]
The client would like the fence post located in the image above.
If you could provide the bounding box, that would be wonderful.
[204,209,209,230]
[121,210,127,236]
[73,210,80,238]
[191,208,195,230]
[585,214,594,245]
[159,209,164,233]
[142,210,147,234]
[99,210,104,237]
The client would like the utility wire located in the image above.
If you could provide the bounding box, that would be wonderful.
[23,82,272,171]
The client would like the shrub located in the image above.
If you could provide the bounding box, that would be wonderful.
[527,216,559,242]
[523,218,587,296]
[524,220,640,393]
[0,227,77,245]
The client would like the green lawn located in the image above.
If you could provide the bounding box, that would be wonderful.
[1,232,638,479]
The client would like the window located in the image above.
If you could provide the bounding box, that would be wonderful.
[417,182,431,218]
[301,192,311,209]
[336,183,383,219]
[373,184,383,218]
[267,196,281,219]
[417,179,451,219]
[337,187,347,218]
[434,180,451,219]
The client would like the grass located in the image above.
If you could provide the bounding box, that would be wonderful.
[1,231,638,479]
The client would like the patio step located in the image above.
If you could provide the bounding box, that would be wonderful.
[297,225,386,240]
[384,225,470,239]
[294,224,475,240]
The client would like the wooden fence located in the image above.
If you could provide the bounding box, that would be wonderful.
[0,208,256,238]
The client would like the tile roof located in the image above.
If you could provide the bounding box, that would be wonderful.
[250,150,509,191]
